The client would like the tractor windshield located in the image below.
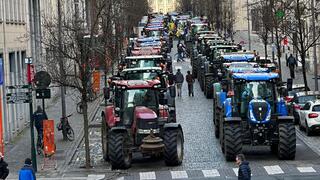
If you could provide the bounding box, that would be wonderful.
[122,89,158,125]
[234,81,275,116]
[124,72,159,80]
[128,59,161,68]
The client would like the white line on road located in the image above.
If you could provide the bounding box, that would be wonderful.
[170,171,188,179]
[139,171,156,180]
[233,168,239,176]
[297,167,316,173]
[87,174,105,180]
[202,169,220,177]
[264,165,284,175]
[116,177,124,180]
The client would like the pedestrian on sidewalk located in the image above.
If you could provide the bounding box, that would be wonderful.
[175,69,184,97]
[236,154,251,180]
[286,54,298,79]
[33,106,48,154]
[19,158,36,180]
[186,71,194,97]
[0,153,9,180]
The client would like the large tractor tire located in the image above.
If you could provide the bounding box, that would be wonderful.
[278,123,296,160]
[219,114,224,153]
[224,123,242,161]
[164,128,184,166]
[205,76,214,99]
[101,114,109,161]
[109,132,132,169]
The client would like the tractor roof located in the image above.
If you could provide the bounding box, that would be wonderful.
[125,55,163,60]
[113,80,161,89]
[222,53,255,61]
[228,67,269,73]
[121,67,162,72]
[232,73,279,81]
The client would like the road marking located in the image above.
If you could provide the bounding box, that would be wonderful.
[233,168,239,176]
[202,169,220,177]
[297,167,316,173]
[87,174,105,180]
[171,170,188,179]
[139,172,156,180]
[264,165,284,175]
[116,177,124,180]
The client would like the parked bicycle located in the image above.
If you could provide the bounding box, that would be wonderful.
[57,114,75,141]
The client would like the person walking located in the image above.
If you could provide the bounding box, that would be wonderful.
[236,154,251,180]
[175,69,184,97]
[33,106,48,154]
[287,54,298,79]
[186,71,194,97]
[19,158,36,180]
[0,153,9,180]
[177,43,185,62]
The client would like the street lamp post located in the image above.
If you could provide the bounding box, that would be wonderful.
[311,0,318,90]
[247,0,252,50]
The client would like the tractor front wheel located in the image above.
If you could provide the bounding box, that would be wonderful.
[109,132,132,169]
[164,128,184,166]
[224,123,242,161]
[278,123,296,160]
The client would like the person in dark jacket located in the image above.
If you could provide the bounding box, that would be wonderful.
[19,158,36,180]
[33,106,48,154]
[0,153,9,180]
[236,154,251,180]
[286,54,298,79]
[175,69,184,97]
[186,71,194,97]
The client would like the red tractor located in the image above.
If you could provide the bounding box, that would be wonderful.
[101,80,183,169]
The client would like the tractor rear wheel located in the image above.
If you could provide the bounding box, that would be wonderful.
[164,128,184,166]
[109,132,132,169]
[224,123,242,161]
[101,114,109,161]
[205,76,214,99]
[278,123,296,160]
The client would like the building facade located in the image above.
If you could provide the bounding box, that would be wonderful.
[148,0,177,14]
[0,0,30,143]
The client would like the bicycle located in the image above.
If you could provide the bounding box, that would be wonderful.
[57,114,75,141]
[76,101,83,114]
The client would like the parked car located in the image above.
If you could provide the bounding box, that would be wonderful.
[285,84,308,103]
[298,100,320,135]
[256,57,277,72]
[289,91,320,124]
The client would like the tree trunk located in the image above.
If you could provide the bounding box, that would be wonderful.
[264,42,268,59]
[82,92,91,168]
[301,52,309,90]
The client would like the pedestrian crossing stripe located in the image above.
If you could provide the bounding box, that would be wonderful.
[264,165,284,175]
[170,171,188,179]
[118,165,320,180]
[139,172,156,180]
[201,169,220,177]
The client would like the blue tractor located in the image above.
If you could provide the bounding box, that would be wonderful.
[213,72,296,161]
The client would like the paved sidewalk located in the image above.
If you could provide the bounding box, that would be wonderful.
[5,86,103,178]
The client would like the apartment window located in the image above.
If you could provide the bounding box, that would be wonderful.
[17,0,21,22]
[0,0,3,21]
[21,0,25,22]
[21,51,26,70]
[10,0,14,21]
[5,0,9,21]
[9,52,15,73]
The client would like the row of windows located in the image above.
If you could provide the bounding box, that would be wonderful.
[0,0,26,23]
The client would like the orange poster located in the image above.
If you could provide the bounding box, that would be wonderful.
[43,120,55,156]
[93,71,100,93]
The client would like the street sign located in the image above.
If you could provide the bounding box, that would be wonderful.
[6,92,32,104]
[24,57,33,64]
[36,89,51,99]
[34,71,51,88]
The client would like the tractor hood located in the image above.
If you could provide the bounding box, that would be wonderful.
[134,106,158,120]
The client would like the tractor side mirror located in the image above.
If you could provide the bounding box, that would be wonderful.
[103,87,110,100]
[169,85,176,98]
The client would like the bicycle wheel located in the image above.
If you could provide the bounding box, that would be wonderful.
[76,102,83,114]
[67,126,75,141]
